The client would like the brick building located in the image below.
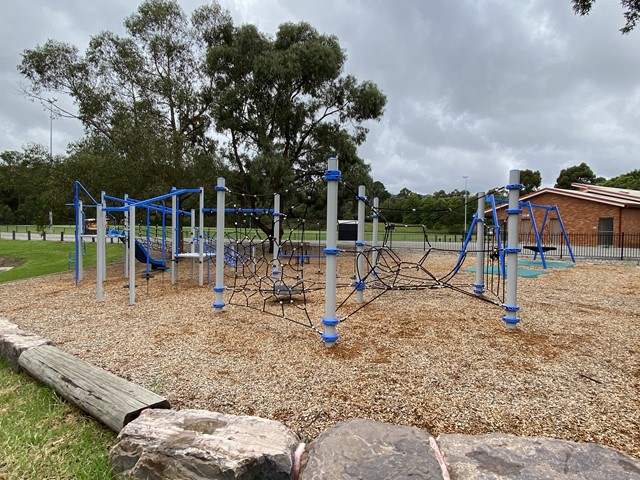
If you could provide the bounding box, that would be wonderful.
[493,183,640,247]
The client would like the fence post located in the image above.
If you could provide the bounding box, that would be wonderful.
[620,232,624,261]
[27,231,31,240]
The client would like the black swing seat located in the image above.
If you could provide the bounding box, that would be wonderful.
[261,282,306,298]
[523,245,557,253]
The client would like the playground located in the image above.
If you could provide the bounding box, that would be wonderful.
[0,249,638,459]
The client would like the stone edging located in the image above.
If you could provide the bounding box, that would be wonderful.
[1,318,639,480]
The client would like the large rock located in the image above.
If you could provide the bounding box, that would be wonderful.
[0,317,52,371]
[438,433,640,479]
[109,409,300,480]
[300,418,443,480]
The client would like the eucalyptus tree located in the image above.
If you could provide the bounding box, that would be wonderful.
[206,21,386,231]
[19,0,232,193]
[19,1,386,238]
[573,0,640,33]
[555,162,599,189]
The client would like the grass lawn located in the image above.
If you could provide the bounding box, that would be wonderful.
[0,240,123,478]
[0,359,115,479]
[0,240,123,283]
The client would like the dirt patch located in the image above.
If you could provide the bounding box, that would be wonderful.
[0,255,25,268]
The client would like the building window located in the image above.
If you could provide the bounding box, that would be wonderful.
[522,218,532,242]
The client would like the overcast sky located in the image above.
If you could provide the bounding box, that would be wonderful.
[1,0,639,195]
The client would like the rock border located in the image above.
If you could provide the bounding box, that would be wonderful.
[1,318,639,480]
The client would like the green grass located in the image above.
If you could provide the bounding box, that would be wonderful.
[0,359,115,479]
[0,223,465,244]
[0,240,123,283]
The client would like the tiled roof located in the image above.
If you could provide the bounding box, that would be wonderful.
[493,186,640,210]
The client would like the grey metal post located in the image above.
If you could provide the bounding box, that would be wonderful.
[171,191,177,285]
[96,204,105,302]
[123,194,129,278]
[371,197,380,272]
[190,208,196,280]
[199,187,205,287]
[214,178,226,313]
[474,192,486,295]
[100,192,107,281]
[355,185,366,303]
[129,204,136,305]
[272,193,281,284]
[322,158,340,347]
[503,171,522,329]
[77,200,84,282]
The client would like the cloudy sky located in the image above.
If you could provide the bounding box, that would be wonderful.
[1,0,639,195]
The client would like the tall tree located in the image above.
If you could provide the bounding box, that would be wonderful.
[520,169,542,195]
[555,162,598,189]
[19,1,385,238]
[0,145,65,228]
[599,169,640,190]
[205,20,386,232]
[572,0,640,33]
[19,0,231,193]
[371,181,391,203]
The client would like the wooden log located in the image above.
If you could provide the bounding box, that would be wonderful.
[19,345,170,432]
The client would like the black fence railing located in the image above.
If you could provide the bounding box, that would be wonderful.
[518,232,640,261]
[383,230,640,261]
[3,224,640,261]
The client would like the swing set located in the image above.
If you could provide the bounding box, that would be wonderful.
[458,195,576,275]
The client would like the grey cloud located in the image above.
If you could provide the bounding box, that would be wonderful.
[1,0,639,195]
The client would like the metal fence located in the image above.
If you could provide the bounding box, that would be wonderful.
[3,224,640,261]
[520,232,640,261]
[383,230,640,260]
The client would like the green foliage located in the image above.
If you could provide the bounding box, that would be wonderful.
[205,19,386,230]
[554,162,598,189]
[0,146,66,230]
[19,0,230,195]
[0,359,115,479]
[16,0,386,233]
[371,181,391,203]
[379,188,468,230]
[0,240,123,283]
[598,169,640,190]
[520,169,542,194]
[572,0,640,34]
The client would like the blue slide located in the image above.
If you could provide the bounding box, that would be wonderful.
[121,238,167,270]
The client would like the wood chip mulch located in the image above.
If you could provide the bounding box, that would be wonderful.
[0,250,638,458]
